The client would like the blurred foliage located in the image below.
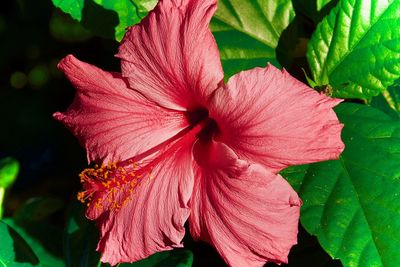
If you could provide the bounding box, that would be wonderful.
[0,0,118,265]
[0,157,20,218]
[0,157,19,189]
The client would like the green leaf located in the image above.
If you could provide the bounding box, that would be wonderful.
[116,249,193,267]
[371,83,400,118]
[0,157,19,188]
[0,220,40,267]
[280,164,308,192]
[52,0,84,21]
[51,0,156,41]
[284,103,400,267]
[133,0,157,18]
[64,200,100,267]
[3,197,65,267]
[307,0,400,99]
[3,218,64,267]
[210,0,295,79]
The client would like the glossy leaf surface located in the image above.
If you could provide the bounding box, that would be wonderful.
[210,0,295,78]
[284,103,400,267]
[307,0,400,98]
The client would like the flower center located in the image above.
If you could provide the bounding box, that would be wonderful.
[78,108,219,214]
[185,107,209,126]
[186,107,219,141]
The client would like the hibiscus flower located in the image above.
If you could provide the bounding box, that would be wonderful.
[54,0,344,266]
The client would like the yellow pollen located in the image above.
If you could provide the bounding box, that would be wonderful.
[77,160,153,212]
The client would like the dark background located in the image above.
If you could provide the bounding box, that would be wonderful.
[0,0,342,266]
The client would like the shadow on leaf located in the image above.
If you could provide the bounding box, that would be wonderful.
[81,0,119,39]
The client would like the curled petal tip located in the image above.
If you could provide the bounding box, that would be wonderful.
[52,111,65,121]
[57,54,76,70]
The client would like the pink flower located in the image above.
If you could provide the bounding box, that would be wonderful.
[54,0,344,266]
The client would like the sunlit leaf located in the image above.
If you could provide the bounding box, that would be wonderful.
[307,0,400,99]
[133,0,157,18]
[284,103,400,267]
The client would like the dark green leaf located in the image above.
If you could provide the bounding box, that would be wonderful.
[116,249,193,267]
[14,197,64,223]
[64,200,100,267]
[51,0,156,41]
[2,197,65,267]
[280,164,308,192]
[292,0,339,24]
[370,83,400,118]
[0,220,40,267]
[307,0,400,99]
[284,103,400,267]
[64,200,193,267]
[3,218,64,267]
[210,0,295,78]
[316,0,335,11]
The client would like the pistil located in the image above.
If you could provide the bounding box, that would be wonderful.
[77,119,210,213]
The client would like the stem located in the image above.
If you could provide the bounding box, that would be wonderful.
[0,187,5,219]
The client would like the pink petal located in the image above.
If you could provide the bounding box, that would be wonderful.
[190,141,301,266]
[53,55,187,163]
[93,139,195,265]
[209,64,344,173]
[117,0,223,110]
